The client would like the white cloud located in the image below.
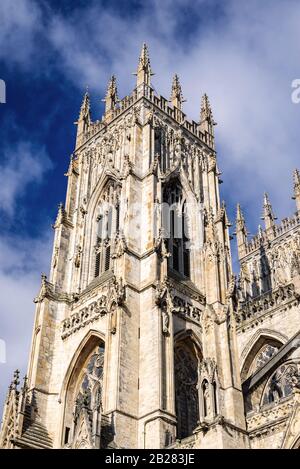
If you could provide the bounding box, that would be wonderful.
[0,0,42,67]
[42,0,300,229]
[0,137,53,410]
[0,142,52,217]
[0,230,53,412]
[1,0,300,409]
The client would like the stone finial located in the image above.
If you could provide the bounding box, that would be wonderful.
[236,203,245,225]
[170,74,185,110]
[135,43,154,87]
[21,375,28,394]
[261,192,277,230]
[200,93,214,125]
[77,89,90,122]
[199,93,216,148]
[235,204,248,259]
[12,370,20,391]
[103,75,118,119]
[292,168,300,212]
[53,203,68,228]
[75,89,91,147]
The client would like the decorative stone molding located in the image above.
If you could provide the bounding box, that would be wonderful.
[155,277,202,332]
[34,274,72,304]
[53,203,73,229]
[236,283,300,328]
[111,230,127,259]
[154,228,171,260]
[61,276,126,339]
[246,398,294,432]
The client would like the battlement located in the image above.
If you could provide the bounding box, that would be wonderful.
[80,83,214,149]
[236,172,300,261]
[244,211,300,257]
[76,44,215,152]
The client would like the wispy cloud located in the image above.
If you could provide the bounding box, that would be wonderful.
[1,0,300,409]
[0,0,42,68]
[0,142,52,217]
[0,230,53,411]
[35,0,300,227]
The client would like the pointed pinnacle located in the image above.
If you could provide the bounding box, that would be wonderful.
[134,43,154,87]
[78,89,90,120]
[106,75,118,98]
[170,74,186,109]
[292,169,300,210]
[200,93,213,122]
[294,168,300,187]
[135,43,154,75]
[235,203,248,236]
[172,74,185,99]
[139,43,150,68]
[261,192,277,222]
[12,369,20,390]
[236,203,244,222]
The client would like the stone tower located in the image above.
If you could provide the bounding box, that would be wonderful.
[8,44,300,450]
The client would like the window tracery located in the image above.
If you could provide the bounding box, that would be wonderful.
[63,342,106,449]
[249,344,279,375]
[94,181,121,278]
[163,182,190,278]
[174,344,199,439]
[262,363,299,406]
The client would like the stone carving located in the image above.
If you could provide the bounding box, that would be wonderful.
[52,247,59,269]
[155,278,202,334]
[34,274,51,303]
[74,245,82,268]
[121,154,133,178]
[246,399,294,432]
[62,276,125,339]
[252,344,279,374]
[199,358,218,421]
[72,346,104,449]
[111,230,127,259]
[154,228,171,260]
[236,283,298,326]
[80,197,88,218]
[262,363,300,405]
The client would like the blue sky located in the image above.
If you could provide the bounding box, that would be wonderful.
[1,0,300,410]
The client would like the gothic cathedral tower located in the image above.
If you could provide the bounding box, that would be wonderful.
[0,45,249,449]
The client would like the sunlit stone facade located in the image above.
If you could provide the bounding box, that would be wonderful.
[1,45,300,449]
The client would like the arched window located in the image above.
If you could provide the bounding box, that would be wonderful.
[202,380,209,418]
[213,381,218,416]
[163,182,190,278]
[241,335,283,382]
[262,363,298,406]
[94,181,121,279]
[95,205,113,277]
[73,345,104,424]
[253,344,278,373]
[174,341,199,439]
[63,339,106,449]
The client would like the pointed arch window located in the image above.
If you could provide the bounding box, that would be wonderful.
[262,363,298,406]
[247,342,280,378]
[94,182,121,279]
[163,182,190,278]
[95,206,113,277]
[174,341,200,439]
[202,379,209,418]
[63,339,106,449]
